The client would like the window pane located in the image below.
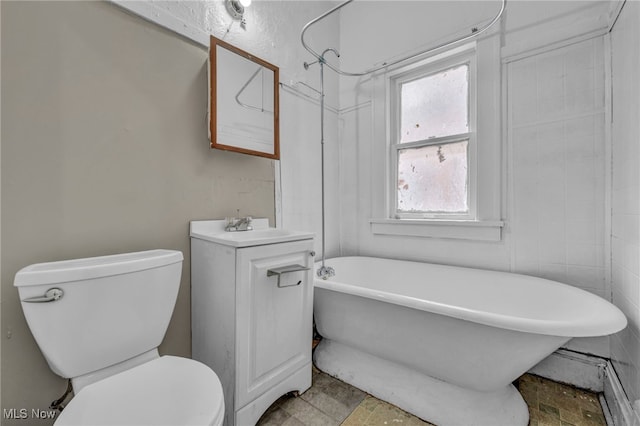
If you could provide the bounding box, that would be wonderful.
[400,65,468,143]
[397,141,468,213]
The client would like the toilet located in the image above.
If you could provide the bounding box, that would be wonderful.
[14,249,224,426]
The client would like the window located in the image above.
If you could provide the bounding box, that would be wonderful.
[370,41,503,241]
[389,49,476,220]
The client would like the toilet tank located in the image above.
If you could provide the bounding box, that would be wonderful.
[14,250,183,379]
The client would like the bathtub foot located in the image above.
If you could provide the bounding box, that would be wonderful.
[314,339,529,426]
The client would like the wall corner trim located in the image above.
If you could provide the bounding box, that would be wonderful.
[110,0,209,47]
[604,361,640,426]
[608,0,627,33]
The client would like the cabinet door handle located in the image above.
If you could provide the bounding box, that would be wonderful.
[267,264,309,287]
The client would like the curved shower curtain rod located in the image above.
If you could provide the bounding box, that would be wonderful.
[301,0,507,77]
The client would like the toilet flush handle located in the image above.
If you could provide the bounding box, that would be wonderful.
[23,288,64,303]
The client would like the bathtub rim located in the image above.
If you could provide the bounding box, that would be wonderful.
[313,256,627,338]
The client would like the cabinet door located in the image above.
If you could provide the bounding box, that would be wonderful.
[235,239,314,409]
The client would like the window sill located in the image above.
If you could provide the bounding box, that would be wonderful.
[369,219,504,242]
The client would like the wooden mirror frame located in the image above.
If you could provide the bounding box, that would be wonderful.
[209,36,280,160]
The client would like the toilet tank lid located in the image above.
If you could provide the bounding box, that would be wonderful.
[14,249,183,287]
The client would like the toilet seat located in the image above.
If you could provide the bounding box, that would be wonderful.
[55,356,224,426]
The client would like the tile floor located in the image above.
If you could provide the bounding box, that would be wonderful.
[257,367,608,426]
[516,374,607,426]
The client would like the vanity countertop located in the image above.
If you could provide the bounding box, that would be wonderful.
[190,219,314,248]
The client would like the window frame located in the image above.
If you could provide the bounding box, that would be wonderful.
[388,47,478,220]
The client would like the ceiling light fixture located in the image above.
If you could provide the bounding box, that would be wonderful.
[225,0,251,28]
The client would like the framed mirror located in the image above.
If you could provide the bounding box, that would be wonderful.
[209,36,280,159]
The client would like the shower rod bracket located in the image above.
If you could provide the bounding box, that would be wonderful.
[303,48,340,70]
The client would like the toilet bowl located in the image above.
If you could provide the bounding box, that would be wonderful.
[55,356,224,426]
[14,250,224,426]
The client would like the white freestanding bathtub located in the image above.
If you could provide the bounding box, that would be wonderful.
[313,256,627,426]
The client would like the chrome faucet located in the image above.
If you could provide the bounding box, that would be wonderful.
[317,265,335,280]
[225,215,253,232]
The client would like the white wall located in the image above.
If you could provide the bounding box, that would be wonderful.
[611,0,640,416]
[507,37,609,356]
[336,1,613,358]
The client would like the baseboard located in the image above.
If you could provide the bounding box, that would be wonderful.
[528,349,607,392]
[603,361,640,426]
[528,349,639,426]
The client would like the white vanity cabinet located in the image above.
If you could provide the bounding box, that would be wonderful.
[190,220,314,426]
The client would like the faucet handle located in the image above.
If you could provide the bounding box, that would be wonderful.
[240,216,253,231]
[225,215,253,231]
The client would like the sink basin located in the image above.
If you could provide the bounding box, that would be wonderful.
[190,220,314,248]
